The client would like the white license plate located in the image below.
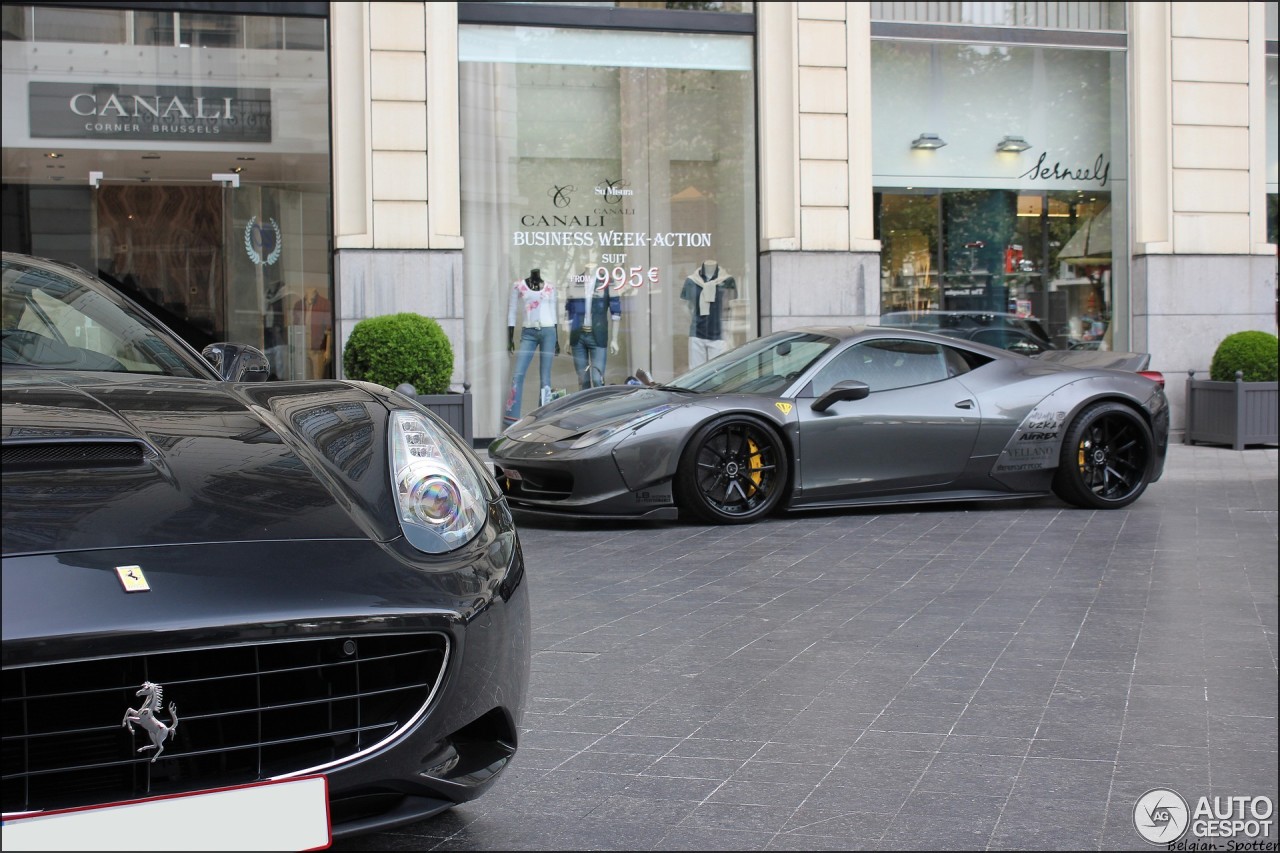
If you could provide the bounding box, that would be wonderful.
[2,775,330,851]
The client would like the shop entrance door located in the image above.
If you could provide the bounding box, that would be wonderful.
[90,177,230,352]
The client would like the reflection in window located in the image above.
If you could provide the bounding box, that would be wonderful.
[4,6,324,50]
[877,190,1113,352]
[33,6,125,43]
[869,1,1123,31]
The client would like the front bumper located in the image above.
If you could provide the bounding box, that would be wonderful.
[489,435,679,520]
[2,507,530,838]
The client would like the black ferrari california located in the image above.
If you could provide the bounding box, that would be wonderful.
[489,325,1169,524]
[1,252,530,848]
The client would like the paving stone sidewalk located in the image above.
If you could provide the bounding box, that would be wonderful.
[339,443,1278,851]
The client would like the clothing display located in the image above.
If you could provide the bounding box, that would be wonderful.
[680,260,736,367]
[564,269,622,389]
[505,270,559,425]
[291,288,331,378]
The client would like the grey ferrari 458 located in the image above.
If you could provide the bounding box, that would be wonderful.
[488,325,1169,524]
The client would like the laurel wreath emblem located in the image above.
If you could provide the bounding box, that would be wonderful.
[244,216,282,266]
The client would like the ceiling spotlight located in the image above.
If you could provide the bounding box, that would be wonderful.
[996,135,1032,153]
[911,133,947,150]
[231,166,244,173]
[46,152,63,159]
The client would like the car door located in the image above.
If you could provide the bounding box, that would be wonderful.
[793,338,981,502]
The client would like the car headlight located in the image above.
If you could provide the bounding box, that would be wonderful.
[569,405,676,449]
[389,410,486,553]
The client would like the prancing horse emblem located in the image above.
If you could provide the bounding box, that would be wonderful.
[122,681,179,762]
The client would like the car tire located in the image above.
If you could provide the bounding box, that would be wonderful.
[675,415,789,524]
[1052,401,1156,509]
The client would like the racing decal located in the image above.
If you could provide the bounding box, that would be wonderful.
[775,401,793,415]
[992,397,1071,474]
[635,486,672,504]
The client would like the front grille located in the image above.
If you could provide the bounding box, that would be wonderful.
[495,465,574,500]
[2,633,449,815]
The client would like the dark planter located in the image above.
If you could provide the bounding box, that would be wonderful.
[396,383,474,447]
[1184,371,1278,450]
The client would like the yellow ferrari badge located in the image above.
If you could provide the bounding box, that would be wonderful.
[775,402,793,415]
[115,565,151,593]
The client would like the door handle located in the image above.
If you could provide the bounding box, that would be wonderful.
[954,399,974,409]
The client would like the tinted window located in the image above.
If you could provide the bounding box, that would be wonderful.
[810,339,952,395]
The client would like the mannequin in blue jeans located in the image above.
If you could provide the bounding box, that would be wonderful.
[564,274,622,389]
[505,269,559,427]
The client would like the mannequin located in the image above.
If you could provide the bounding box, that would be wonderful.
[563,267,621,389]
[292,286,332,379]
[263,279,287,379]
[680,260,736,367]
[505,269,560,426]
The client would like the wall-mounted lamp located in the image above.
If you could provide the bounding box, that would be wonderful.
[996,135,1032,153]
[911,133,947,150]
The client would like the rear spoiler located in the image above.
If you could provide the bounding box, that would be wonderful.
[1034,350,1151,371]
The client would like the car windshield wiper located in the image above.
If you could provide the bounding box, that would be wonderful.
[653,383,697,393]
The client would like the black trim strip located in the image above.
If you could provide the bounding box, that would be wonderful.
[21,1,328,17]
[871,21,1126,49]
[458,2,754,35]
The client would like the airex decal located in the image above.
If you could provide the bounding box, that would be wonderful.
[991,394,1072,474]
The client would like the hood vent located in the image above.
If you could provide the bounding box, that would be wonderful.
[3,441,146,470]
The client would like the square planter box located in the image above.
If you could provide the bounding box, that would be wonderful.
[1184,372,1278,450]
[414,389,474,447]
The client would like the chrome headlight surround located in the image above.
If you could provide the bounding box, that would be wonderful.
[569,405,676,449]
[389,410,487,553]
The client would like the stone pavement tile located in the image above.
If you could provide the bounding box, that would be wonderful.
[334,445,1277,852]
[877,811,1000,850]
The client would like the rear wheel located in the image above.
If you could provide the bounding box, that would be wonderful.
[1052,401,1155,509]
[675,416,789,524]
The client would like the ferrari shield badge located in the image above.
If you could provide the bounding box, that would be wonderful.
[115,564,150,592]
[122,681,179,762]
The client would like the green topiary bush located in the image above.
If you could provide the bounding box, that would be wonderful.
[1209,330,1278,382]
[342,313,454,394]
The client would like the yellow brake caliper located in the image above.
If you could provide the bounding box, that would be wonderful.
[747,438,763,494]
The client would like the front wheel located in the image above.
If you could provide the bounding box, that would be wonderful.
[1052,401,1155,509]
[675,416,790,524]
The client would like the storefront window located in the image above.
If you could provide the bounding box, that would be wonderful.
[870,1,1123,31]
[872,39,1126,352]
[1267,52,1277,246]
[1,5,331,379]
[460,24,756,435]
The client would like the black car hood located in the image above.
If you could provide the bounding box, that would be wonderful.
[2,371,400,555]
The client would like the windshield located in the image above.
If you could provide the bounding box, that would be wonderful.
[670,331,838,395]
[2,257,211,377]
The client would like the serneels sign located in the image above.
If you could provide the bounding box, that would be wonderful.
[29,82,271,143]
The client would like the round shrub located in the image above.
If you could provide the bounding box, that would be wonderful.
[1209,330,1278,382]
[342,313,454,394]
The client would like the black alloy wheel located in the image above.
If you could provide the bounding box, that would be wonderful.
[676,416,789,524]
[1052,401,1155,509]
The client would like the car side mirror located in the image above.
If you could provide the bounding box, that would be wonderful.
[202,342,271,382]
[811,379,870,412]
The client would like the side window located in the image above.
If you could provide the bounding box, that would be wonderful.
[809,339,952,395]
[973,328,1046,354]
